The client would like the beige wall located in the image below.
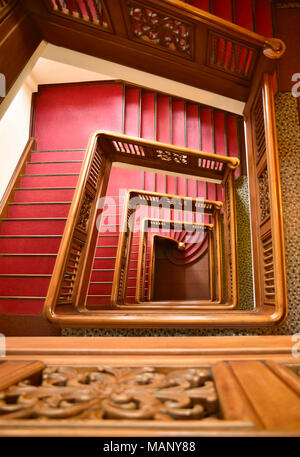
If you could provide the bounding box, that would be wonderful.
[0,78,35,199]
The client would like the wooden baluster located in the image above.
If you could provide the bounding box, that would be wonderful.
[83,0,94,22]
[91,0,101,22]
[54,0,63,11]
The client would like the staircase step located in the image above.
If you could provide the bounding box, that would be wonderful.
[0,235,62,254]
[0,275,51,296]
[186,103,200,150]
[13,188,76,203]
[212,0,232,21]
[0,254,56,274]
[20,174,79,188]
[31,150,85,162]
[157,95,171,143]
[85,296,111,307]
[96,235,120,246]
[124,86,140,137]
[172,99,185,147]
[141,91,155,140]
[234,0,253,32]
[0,218,67,235]
[95,246,118,257]
[25,161,83,174]
[90,270,115,282]
[0,297,45,314]
[7,202,71,218]
[88,283,112,295]
[92,258,117,269]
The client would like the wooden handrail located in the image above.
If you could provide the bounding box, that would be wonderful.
[44,132,238,320]
[162,0,286,59]
[0,137,36,222]
[43,0,286,95]
[42,97,287,328]
[111,189,225,307]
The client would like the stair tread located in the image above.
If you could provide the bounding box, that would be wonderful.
[32,149,85,152]
[0,235,63,238]
[0,273,51,277]
[27,160,83,164]
[0,253,57,256]
[21,173,80,177]
[8,202,72,205]
[0,296,46,299]
[1,217,68,221]
[15,187,76,191]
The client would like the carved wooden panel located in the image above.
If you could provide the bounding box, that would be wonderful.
[258,167,270,223]
[0,356,299,436]
[125,1,193,58]
[0,365,218,421]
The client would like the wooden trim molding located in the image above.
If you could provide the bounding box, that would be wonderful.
[0,336,299,436]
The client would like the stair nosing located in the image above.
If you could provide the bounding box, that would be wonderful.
[0,296,46,300]
[0,235,63,238]
[1,217,67,221]
[8,202,72,206]
[27,161,83,164]
[0,253,57,257]
[21,173,80,177]
[32,149,85,152]
[15,187,76,191]
[0,274,51,277]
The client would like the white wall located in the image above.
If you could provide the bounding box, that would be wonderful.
[0,78,35,199]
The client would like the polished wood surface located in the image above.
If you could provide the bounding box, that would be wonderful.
[0,336,299,436]
[15,0,286,101]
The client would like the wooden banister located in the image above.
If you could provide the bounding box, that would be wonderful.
[42,105,287,328]
[41,0,285,102]
[0,137,36,222]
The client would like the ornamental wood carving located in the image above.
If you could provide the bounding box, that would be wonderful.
[258,168,270,223]
[0,366,218,421]
[127,2,192,57]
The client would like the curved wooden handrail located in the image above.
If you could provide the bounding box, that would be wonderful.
[164,0,286,59]
[43,131,237,321]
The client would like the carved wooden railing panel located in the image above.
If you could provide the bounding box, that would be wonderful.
[0,352,299,436]
[46,0,111,30]
[138,218,215,305]
[111,190,226,308]
[244,72,287,316]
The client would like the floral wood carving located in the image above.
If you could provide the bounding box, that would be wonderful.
[156,149,188,164]
[0,366,218,421]
[258,168,270,222]
[127,2,191,56]
[77,192,94,233]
